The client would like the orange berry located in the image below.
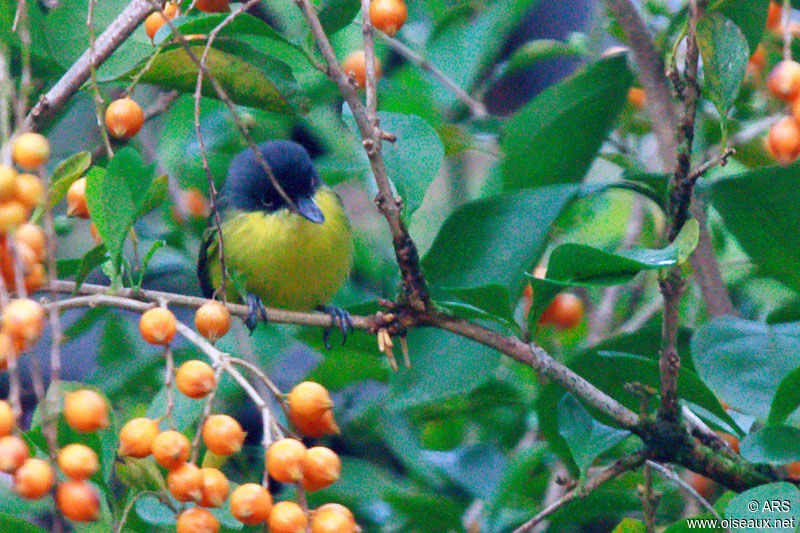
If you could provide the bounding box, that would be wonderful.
[369,0,407,37]
[313,503,356,524]
[302,446,341,492]
[289,381,333,423]
[0,435,29,473]
[12,133,50,170]
[768,1,783,31]
[747,44,767,77]
[0,331,14,370]
[767,116,800,165]
[538,292,583,330]
[118,418,159,458]
[718,432,740,454]
[198,467,229,508]
[266,438,307,483]
[768,61,800,101]
[3,298,45,348]
[0,201,28,234]
[14,223,46,262]
[57,444,99,480]
[195,301,231,342]
[341,50,381,88]
[176,359,216,399]
[167,462,203,502]
[63,389,109,433]
[202,414,245,455]
[89,222,102,245]
[230,483,273,525]
[268,501,308,533]
[24,263,46,293]
[627,87,646,109]
[14,458,53,499]
[56,480,100,522]
[196,0,230,12]
[145,2,179,41]
[176,507,220,533]
[0,400,14,437]
[0,166,17,201]
[689,472,714,499]
[182,188,209,217]
[152,430,191,470]
[311,508,358,533]
[105,97,145,140]
[14,173,44,210]
[786,461,800,480]
[66,177,89,218]
[139,307,177,345]
[294,408,341,439]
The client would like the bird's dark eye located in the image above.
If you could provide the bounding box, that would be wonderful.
[260,199,275,210]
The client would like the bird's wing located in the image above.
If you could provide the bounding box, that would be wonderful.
[197,224,219,299]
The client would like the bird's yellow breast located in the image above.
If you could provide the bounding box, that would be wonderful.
[213,187,353,310]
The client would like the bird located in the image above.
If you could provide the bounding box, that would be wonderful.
[197,140,354,345]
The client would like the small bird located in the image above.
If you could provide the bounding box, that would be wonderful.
[198,140,354,344]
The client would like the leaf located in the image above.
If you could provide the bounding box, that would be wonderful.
[134,494,176,527]
[135,175,169,219]
[696,12,749,116]
[0,513,48,533]
[710,165,800,293]
[710,0,770,51]
[501,53,632,190]
[769,367,800,424]
[692,317,800,422]
[739,425,800,464]
[493,38,584,80]
[557,394,630,475]
[726,482,800,531]
[74,245,108,290]
[612,518,647,533]
[421,185,580,318]
[48,152,91,208]
[135,42,304,114]
[342,108,445,216]
[423,443,507,499]
[146,386,205,433]
[316,0,360,35]
[85,147,155,270]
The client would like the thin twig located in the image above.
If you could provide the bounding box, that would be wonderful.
[87,0,113,158]
[783,0,792,61]
[647,461,727,530]
[190,365,223,465]
[162,346,175,427]
[360,0,379,126]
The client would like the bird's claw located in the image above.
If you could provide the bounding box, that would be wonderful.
[245,293,268,334]
[317,305,352,349]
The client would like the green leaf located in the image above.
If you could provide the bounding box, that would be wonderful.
[74,245,108,290]
[692,318,800,422]
[493,38,584,81]
[0,513,48,532]
[770,367,800,424]
[422,185,580,318]
[710,165,800,293]
[146,386,205,434]
[696,12,748,116]
[501,53,632,190]
[135,175,169,219]
[135,42,304,114]
[740,425,800,464]
[557,394,630,475]
[85,147,155,270]
[316,0,360,35]
[710,0,770,51]
[48,152,91,208]
[612,518,647,533]
[726,482,800,531]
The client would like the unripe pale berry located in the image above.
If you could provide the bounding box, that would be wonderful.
[167,462,203,502]
[3,298,46,348]
[195,301,231,342]
[176,507,220,533]
[105,98,145,140]
[768,61,800,101]
[176,360,216,399]
[152,430,191,470]
[57,443,99,480]
[230,483,273,525]
[311,508,359,533]
[341,51,381,88]
[0,400,14,437]
[139,307,177,345]
[14,458,54,499]
[63,389,109,433]
[767,116,800,166]
[202,414,245,455]
[268,501,308,533]
[267,438,307,483]
[302,446,341,492]
[66,178,89,218]
[0,166,17,201]
[14,173,44,210]
[14,223,46,262]
[0,435,29,473]
[12,133,50,169]
[118,418,159,458]
[198,467,229,508]
[369,0,407,37]
[56,480,100,522]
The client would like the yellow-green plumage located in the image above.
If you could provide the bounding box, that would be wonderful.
[203,186,353,310]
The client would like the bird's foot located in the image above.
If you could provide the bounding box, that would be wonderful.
[245,293,268,334]
[316,305,353,349]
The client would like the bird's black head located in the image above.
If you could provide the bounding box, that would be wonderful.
[220,140,324,223]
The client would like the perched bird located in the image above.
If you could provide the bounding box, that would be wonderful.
[198,140,354,344]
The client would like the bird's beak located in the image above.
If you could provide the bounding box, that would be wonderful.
[295,196,325,224]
